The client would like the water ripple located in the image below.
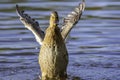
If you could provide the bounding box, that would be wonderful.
[0,0,120,80]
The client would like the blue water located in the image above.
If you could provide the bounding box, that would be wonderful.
[0,0,120,80]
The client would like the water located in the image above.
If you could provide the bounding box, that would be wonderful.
[0,0,120,80]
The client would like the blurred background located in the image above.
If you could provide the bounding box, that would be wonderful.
[0,0,120,80]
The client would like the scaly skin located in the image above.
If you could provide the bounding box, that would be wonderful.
[39,11,68,80]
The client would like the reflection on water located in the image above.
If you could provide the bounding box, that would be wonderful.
[0,0,120,80]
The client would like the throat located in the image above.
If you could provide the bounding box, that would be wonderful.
[50,22,57,28]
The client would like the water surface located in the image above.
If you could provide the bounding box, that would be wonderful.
[0,0,120,80]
